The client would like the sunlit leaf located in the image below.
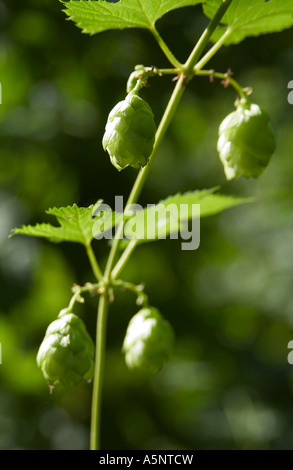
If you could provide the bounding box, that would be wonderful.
[204,0,293,45]
[11,203,103,246]
[62,0,205,35]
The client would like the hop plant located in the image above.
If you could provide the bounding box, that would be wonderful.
[122,307,174,374]
[37,313,95,388]
[217,98,276,180]
[102,89,156,171]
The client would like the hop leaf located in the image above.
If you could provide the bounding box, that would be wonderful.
[217,99,276,180]
[62,0,204,36]
[122,307,174,374]
[102,90,156,171]
[37,313,95,388]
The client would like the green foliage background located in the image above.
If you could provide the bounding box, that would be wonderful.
[1,0,293,450]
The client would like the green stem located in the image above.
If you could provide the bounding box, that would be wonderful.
[194,28,232,72]
[86,243,103,282]
[157,68,182,75]
[68,289,83,311]
[196,69,249,98]
[111,239,138,280]
[113,279,144,294]
[150,26,183,69]
[90,287,109,450]
[113,279,149,306]
[184,0,233,75]
[140,66,181,76]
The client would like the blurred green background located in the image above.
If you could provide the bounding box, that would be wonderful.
[1,0,293,450]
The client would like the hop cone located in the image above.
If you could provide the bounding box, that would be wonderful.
[122,307,174,374]
[217,99,276,180]
[102,91,156,171]
[37,313,95,388]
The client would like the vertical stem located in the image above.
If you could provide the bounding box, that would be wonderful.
[90,289,109,450]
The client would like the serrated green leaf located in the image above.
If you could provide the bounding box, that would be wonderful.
[62,0,204,35]
[203,0,293,45]
[10,203,104,246]
[122,188,252,244]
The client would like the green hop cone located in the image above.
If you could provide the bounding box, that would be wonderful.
[102,90,156,171]
[217,98,276,180]
[37,313,95,388]
[122,307,174,374]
